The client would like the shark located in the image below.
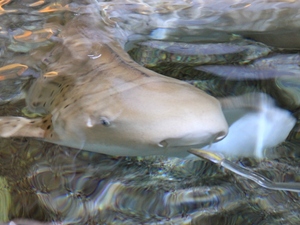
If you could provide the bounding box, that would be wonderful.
[0,3,295,158]
[0,6,228,157]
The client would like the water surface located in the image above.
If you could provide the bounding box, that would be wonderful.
[1,0,300,224]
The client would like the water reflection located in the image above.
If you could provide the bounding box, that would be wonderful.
[0,0,300,225]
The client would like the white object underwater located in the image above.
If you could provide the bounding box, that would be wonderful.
[201,93,296,159]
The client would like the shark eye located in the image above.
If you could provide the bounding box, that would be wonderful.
[100,117,110,127]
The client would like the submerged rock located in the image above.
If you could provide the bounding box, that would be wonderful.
[129,38,271,67]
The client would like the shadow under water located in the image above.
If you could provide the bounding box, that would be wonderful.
[1,0,300,225]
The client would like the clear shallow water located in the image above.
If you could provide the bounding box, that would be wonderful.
[0,0,300,224]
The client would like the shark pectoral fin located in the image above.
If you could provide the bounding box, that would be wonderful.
[0,116,46,138]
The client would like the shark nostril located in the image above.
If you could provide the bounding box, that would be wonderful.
[158,140,168,148]
[215,131,227,141]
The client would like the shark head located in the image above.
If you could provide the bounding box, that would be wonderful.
[48,75,228,157]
